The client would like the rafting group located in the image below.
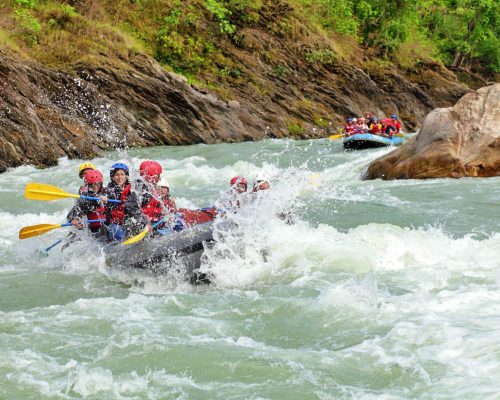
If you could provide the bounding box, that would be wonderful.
[343,113,401,137]
[63,161,271,245]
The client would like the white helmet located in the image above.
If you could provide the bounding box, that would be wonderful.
[253,173,269,185]
[158,178,169,188]
[352,118,358,122]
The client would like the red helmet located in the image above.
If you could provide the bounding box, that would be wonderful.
[84,170,103,184]
[230,176,247,187]
[139,161,163,177]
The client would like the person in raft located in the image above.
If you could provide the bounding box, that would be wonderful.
[153,178,180,231]
[102,162,142,242]
[134,160,166,225]
[158,178,177,215]
[390,114,401,133]
[252,173,270,192]
[67,169,107,237]
[77,162,96,195]
[220,176,249,211]
[343,118,356,136]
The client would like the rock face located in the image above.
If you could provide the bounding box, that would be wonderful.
[0,51,266,172]
[0,46,471,172]
[364,84,500,179]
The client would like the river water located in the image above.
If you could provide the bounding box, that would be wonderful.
[0,139,499,399]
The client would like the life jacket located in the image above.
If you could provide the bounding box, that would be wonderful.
[162,195,176,214]
[88,204,106,231]
[142,194,164,223]
[177,208,218,227]
[344,124,355,133]
[381,118,394,128]
[109,184,131,224]
[393,120,401,133]
[354,125,365,134]
[381,118,396,135]
[370,123,382,134]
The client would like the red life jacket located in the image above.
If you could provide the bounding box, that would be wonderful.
[393,120,401,132]
[370,123,382,134]
[109,184,131,224]
[163,196,176,214]
[142,195,163,223]
[381,118,394,128]
[88,204,106,230]
[344,124,355,133]
[178,208,217,226]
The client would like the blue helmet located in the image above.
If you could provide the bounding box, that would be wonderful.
[391,114,398,119]
[346,117,353,122]
[110,162,129,178]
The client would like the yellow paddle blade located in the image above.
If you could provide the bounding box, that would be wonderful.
[19,223,63,239]
[309,173,321,188]
[25,183,80,201]
[328,134,344,140]
[122,227,149,246]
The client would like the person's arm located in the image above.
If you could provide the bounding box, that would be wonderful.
[125,191,149,226]
[67,200,85,227]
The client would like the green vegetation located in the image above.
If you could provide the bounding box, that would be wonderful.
[300,0,499,73]
[0,0,497,78]
[286,120,304,135]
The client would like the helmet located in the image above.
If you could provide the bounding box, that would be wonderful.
[78,162,95,178]
[352,118,358,122]
[373,116,378,122]
[84,170,103,184]
[110,162,129,178]
[346,117,353,123]
[158,178,170,188]
[391,114,398,119]
[139,161,162,177]
[230,176,247,187]
[254,173,269,185]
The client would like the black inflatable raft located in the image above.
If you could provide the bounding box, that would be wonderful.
[104,220,233,279]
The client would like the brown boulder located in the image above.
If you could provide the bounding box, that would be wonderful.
[364,84,500,180]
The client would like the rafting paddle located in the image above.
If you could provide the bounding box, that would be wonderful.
[327,133,345,140]
[122,219,166,246]
[24,183,120,203]
[19,219,105,239]
[34,238,63,257]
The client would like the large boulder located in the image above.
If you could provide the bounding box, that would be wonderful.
[364,84,500,179]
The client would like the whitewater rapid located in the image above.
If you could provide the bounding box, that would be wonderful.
[0,139,499,399]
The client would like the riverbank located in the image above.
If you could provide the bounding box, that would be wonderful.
[2,0,497,172]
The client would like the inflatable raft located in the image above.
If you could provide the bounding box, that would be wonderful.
[343,133,404,150]
[104,208,228,279]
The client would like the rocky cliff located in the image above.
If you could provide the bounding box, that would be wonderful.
[0,51,270,172]
[0,42,474,173]
[364,84,500,180]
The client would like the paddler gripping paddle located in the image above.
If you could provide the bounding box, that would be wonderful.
[24,182,120,203]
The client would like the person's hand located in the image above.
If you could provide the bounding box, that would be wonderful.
[147,223,153,233]
[71,219,84,229]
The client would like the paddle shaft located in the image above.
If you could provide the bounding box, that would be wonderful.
[44,239,62,253]
[64,219,105,226]
[81,195,120,203]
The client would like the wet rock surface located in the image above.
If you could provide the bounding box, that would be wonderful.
[364,84,500,179]
[0,47,471,172]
